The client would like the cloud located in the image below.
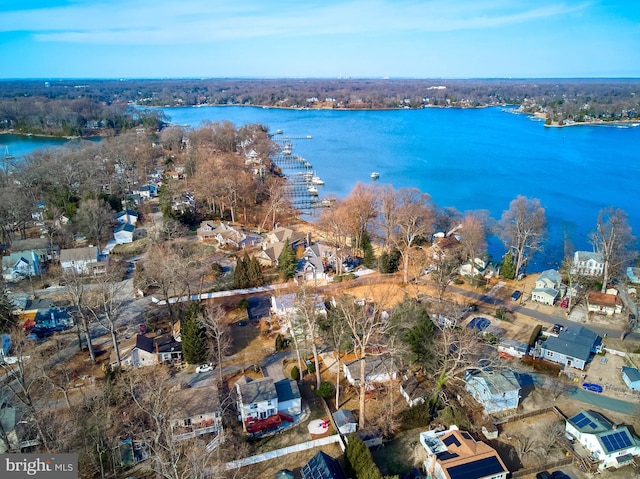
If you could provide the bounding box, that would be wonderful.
[0,0,592,45]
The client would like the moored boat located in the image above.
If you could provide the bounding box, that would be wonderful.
[370,172,380,180]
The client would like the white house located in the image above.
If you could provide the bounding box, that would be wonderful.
[572,251,605,277]
[497,338,529,359]
[59,246,100,275]
[587,291,623,316]
[465,368,521,414]
[400,376,428,407]
[420,425,509,479]
[343,355,397,387]
[114,223,135,244]
[332,409,357,435]
[236,376,279,430]
[274,379,302,416]
[114,209,138,225]
[531,269,563,305]
[565,410,640,470]
[113,334,182,369]
[270,293,326,336]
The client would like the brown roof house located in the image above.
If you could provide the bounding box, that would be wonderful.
[420,425,509,479]
[587,289,623,316]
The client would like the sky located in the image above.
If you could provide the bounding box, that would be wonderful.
[0,0,639,79]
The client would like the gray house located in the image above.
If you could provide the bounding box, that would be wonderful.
[539,326,602,370]
[465,368,521,414]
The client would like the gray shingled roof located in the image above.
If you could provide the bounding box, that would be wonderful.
[541,326,600,362]
[238,377,277,404]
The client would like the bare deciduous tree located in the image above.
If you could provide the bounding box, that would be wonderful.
[498,195,547,278]
[200,303,232,387]
[589,207,636,293]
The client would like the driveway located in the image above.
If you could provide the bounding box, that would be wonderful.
[261,350,293,382]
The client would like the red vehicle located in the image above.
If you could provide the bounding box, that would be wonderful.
[560,297,569,308]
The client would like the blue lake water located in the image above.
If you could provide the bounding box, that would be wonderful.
[159,105,640,269]
[3,107,640,270]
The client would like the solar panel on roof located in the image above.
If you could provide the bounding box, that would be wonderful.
[572,412,597,430]
[436,451,459,461]
[447,456,505,479]
[461,432,473,440]
[601,431,632,453]
[443,435,461,447]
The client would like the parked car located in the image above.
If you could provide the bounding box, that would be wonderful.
[551,471,571,479]
[510,290,522,301]
[551,324,564,334]
[560,297,569,308]
[535,472,552,479]
[196,363,213,373]
[582,382,603,393]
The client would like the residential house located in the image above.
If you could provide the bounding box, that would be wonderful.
[420,425,509,479]
[59,246,101,275]
[11,238,58,262]
[531,269,563,305]
[587,291,623,316]
[297,256,327,282]
[114,209,138,225]
[0,407,39,453]
[301,451,347,479]
[265,226,307,248]
[171,381,222,443]
[429,233,462,262]
[332,409,357,435]
[538,325,602,370]
[2,251,41,281]
[274,379,302,416]
[301,451,346,479]
[113,333,182,369]
[565,410,640,469]
[343,355,397,387]
[465,368,521,414]
[236,376,279,430]
[114,223,135,244]
[270,293,326,335]
[400,376,428,407]
[135,184,157,199]
[621,367,640,391]
[196,221,261,249]
[303,242,337,269]
[497,338,529,359]
[254,242,286,267]
[573,251,605,277]
[459,257,494,279]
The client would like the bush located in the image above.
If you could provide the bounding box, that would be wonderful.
[275,333,286,351]
[237,298,249,309]
[291,365,300,381]
[307,361,316,374]
[316,381,334,398]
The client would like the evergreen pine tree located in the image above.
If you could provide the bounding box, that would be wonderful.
[248,256,265,287]
[181,303,208,364]
[500,250,516,280]
[278,239,297,281]
[361,230,376,268]
[234,254,249,289]
[0,283,17,334]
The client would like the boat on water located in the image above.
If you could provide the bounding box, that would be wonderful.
[308,186,319,195]
[311,172,324,185]
[370,172,380,180]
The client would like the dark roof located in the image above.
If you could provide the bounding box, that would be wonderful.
[135,334,181,354]
[301,451,346,479]
[541,326,600,362]
[115,223,135,233]
[237,377,277,404]
[622,366,640,383]
[274,379,301,402]
[135,334,154,353]
[115,209,138,218]
[446,455,506,479]
[401,376,428,400]
[599,429,634,453]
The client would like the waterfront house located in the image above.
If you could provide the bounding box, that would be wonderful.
[565,410,640,470]
[531,269,563,305]
[420,425,509,479]
[621,367,640,390]
[572,251,605,277]
[60,246,101,275]
[343,355,397,387]
[539,325,601,370]
[464,368,520,414]
[587,291,623,316]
